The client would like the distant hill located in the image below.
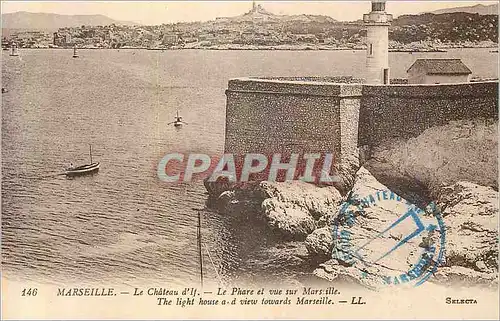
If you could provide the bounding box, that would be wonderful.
[429,3,498,15]
[215,4,336,24]
[1,11,138,31]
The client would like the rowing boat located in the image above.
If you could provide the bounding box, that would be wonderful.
[65,162,100,176]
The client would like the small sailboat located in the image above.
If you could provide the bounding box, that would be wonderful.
[167,111,187,127]
[9,43,19,57]
[65,145,99,177]
[72,45,79,58]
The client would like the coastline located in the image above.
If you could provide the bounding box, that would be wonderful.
[6,44,498,52]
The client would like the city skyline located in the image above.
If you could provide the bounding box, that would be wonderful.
[1,1,497,25]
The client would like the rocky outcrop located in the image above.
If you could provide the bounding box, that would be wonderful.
[206,164,499,288]
[333,152,360,195]
[312,166,431,289]
[206,180,343,240]
[434,181,498,286]
[304,227,333,261]
[312,167,499,289]
[262,198,317,239]
[204,178,236,199]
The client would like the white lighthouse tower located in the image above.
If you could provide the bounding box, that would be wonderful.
[363,0,393,84]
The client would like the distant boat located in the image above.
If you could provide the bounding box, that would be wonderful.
[72,45,79,58]
[167,111,187,127]
[9,44,19,56]
[65,145,99,177]
[3,47,8,51]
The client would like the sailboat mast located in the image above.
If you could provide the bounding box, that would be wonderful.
[89,144,93,164]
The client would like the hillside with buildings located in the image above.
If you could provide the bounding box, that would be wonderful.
[2,3,498,50]
[391,12,498,44]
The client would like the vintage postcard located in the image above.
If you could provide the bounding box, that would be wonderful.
[1,0,499,319]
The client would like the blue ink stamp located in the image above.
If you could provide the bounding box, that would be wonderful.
[331,190,446,287]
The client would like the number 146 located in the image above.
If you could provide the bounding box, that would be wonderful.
[21,288,37,296]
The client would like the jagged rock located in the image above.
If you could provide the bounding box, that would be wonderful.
[261,198,317,240]
[259,181,342,220]
[364,119,498,199]
[436,182,498,274]
[433,266,498,288]
[217,190,236,207]
[334,152,361,195]
[259,181,343,240]
[314,168,499,289]
[305,227,333,261]
[206,179,344,240]
[215,190,250,215]
[314,259,386,289]
[476,261,488,272]
[204,177,235,198]
[313,260,338,282]
[347,167,420,265]
[314,166,450,290]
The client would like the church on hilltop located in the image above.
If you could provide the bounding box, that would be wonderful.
[246,1,273,16]
[216,1,275,22]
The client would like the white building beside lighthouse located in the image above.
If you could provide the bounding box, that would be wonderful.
[363,0,393,84]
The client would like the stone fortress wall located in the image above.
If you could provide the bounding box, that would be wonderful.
[223,77,498,188]
[359,81,498,147]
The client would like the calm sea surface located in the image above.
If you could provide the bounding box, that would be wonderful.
[2,48,497,287]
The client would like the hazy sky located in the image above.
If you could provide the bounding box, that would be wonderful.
[1,1,498,25]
